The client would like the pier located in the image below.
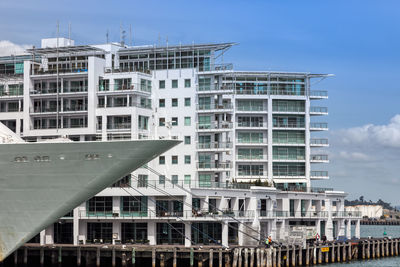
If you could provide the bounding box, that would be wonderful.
[3,238,400,267]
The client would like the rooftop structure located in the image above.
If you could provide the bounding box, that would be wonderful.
[0,37,360,249]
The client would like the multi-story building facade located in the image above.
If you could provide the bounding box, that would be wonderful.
[0,37,360,247]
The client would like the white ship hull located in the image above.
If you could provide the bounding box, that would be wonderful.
[0,139,179,261]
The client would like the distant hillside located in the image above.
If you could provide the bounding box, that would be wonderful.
[345,196,395,211]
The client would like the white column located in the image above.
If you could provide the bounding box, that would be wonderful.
[112,221,120,245]
[40,230,45,245]
[270,220,277,240]
[102,115,107,141]
[325,199,333,241]
[267,97,273,182]
[238,223,245,246]
[185,223,192,247]
[338,219,346,237]
[346,219,352,239]
[73,207,79,245]
[222,222,229,247]
[147,221,156,245]
[355,220,361,238]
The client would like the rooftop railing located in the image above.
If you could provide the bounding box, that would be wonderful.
[276,185,333,193]
[32,68,88,75]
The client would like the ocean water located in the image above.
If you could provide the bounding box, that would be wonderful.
[333,225,400,267]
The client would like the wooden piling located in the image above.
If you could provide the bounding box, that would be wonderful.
[218,249,222,267]
[132,247,136,267]
[260,248,265,267]
[225,253,230,267]
[318,246,322,264]
[209,249,213,267]
[152,248,156,267]
[342,243,346,262]
[40,247,44,267]
[23,247,27,266]
[377,240,380,258]
[391,239,394,256]
[331,244,335,263]
[112,247,116,267]
[367,240,370,259]
[51,250,56,267]
[250,248,254,267]
[305,244,309,266]
[256,248,261,267]
[324,246,329,263]
[122,252,126,267]
[298,246,302,266]
[348,243,352,261]
[372,240,375,259]
[396,239,399,256]
[362,241,365,259]
[313,245,316,265]
[277,247,281,267]
[285,246,289,267]
[233,249,238,267]
[96,247,100,267]
[160,253,165,267]
[337,243,341,262]
[292,245,296,267]
[386,239,389,256]
[77,246,81,267]
[14,250,18,266]
[267,248,272,267]
[238,248,243,267]
[198,253,203,267]
[244,248,248,267]
[273,248,277,267]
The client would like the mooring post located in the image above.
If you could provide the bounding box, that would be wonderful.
[267,248,272,267]
[396,239,399,256]
[285,246,289,267]
[312,245,316,265]
[337,243,341,262]
[324,245,329,263]
[51,249,56,266]
[261,248,266,267]
[362,241,365,260]
[318,246,322,264]
[291,245,296,267]
[331,244,335,263]
[391,239,394,256]
[386,239,389,256]
[342,243,346,262]
[372,240,375,259]
[297,246,302,266]
[367,240,370,259]
[77,246,81,267]
[152,248,156,267]
[376,240,380,258]
[233,249,238,267]
[273,248,277,267]
[348,242,352,261]
[209,249,214,267]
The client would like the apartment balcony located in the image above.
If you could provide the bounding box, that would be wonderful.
[310,138,329,147]
[272,171,305,179]
[236,172,267,180]
[332,211,362,218]
[272,106,305,114]
[30,106,88,115]
[196,142,232,151]
[106,123,131,131]
[190,181,252,190]
[310,154,329,163]
[196,103,233,113]
[236,139,268,146]
[188,210,255,220]
[272,155,305,162]
[104,67,151,75]
[310,122,328,131]
[198,63,234,72]
[98,83,151,94]
[270,89,305,97]
[310,90,328,99]
[310,171,329,180]
[310,106,328,115]
[276,185,333,193]
[273,211,329,218]
[236,106,267,113]
[196,84,234,94]
[197,162,232,171]
[236,122,268,129]
[236,155,267,162]
[273,122,305,130]
[0,89,23,99]
[196,122,233,132]
[31,68,88,76]
[235,89,268,96]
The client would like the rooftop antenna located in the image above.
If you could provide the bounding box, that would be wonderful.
[106,29,109,43]
[129,24,132,46]
[120,23,126,46]
[158,33,161,47]
[68,22,71,45]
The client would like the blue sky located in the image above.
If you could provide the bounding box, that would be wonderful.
[1,0,400,204]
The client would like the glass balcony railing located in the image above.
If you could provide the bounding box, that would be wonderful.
[272,105,305,112]
[310,122,328,129]
[310,155,328,161]
[196,142,232,149]
[310,138,329,145]
[107,123,131,130]
[196,122,233,130]
[310,106,328,113]
[237,122,267,128]
[197,162,232,169]
[310,90,328,98]
[310,171,329,177]
[273,122,305,128]
[197,103,233,110]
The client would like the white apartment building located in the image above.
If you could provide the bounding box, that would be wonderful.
[0,37,361,247]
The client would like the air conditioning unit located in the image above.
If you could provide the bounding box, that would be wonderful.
[112,213,119,217]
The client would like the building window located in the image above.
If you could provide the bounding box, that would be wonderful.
[184,155,191,164]
[185,97,191,107]
[172,80,178,88]
[172,98,178,107]
[159,175,165,184]
[138,116,148,130]
[184,136,191,144]
[184,175,191,184]
[138,175,148,187]
[184,79,191,88]
[87,196,112,215]
[172,156,178,164]
[159,118,165,126]
[159,156,165,165]
[171,117,178,126]
[172,175,178,184]
[159,99,165,108]
[159,80,165,89]
[184,117,191,126]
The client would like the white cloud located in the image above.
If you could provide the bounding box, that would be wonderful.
[0,40,32,56]
[336,114,400,148]
[336,151,372,161]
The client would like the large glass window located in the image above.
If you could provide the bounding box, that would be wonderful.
[87,223,112,242]
[198,77,211,91]
[138,175,148,187]
[237,100,264,111]
[192,223,222,245]
[156,223,185,245]
[273,147,305,160]
[237,148,264,160]
[184,97,191,107]
[237,132,263,143]
[138,116,148,130]
[198,115,211,129]
[272,100,305,112]
[273,163,305,176]
[121,223,148,244]
[184,79,191,88]
[121,196,147,216]
[159,80,165,89]
[184,117,191,126]
[172,80,178,88]
[199,174,212,187]
[238,165,264,176]
[87,197,112,216]
[273,131,305,144]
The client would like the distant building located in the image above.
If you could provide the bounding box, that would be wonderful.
[345,205,383,219]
